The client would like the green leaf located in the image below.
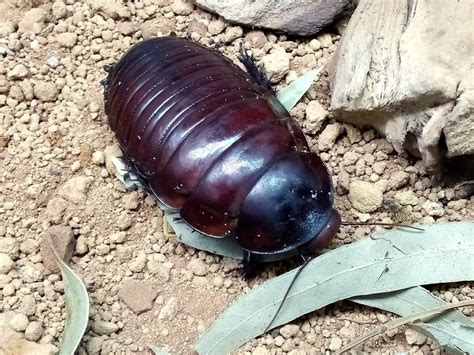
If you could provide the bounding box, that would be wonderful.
[57,259,90,355]
[195,222,474,355]
[165,212,243,259]
[148,344,172,355]
[276,68,323,111]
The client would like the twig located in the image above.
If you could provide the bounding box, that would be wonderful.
[163,216,177,239]
[336,300,474,354]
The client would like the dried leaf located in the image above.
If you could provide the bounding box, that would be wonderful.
[352,287,474,354]
[337,299,474,354]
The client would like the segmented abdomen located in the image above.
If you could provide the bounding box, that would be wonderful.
[105,37,311,238]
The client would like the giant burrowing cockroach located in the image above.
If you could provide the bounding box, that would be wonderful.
[102,36,419,329]
[103,36,339,265]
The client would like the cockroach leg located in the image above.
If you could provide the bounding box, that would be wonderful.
[238,42,274,93]
[241,250,255,279]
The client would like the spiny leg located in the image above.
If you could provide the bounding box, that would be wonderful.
[238,43,274,93]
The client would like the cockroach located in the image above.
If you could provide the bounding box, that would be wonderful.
[102,36,421,329]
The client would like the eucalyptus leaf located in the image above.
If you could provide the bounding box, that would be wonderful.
[111,155,142,189]
[148,345,172,355]
[195,222,474,355]
[276,68,323,111]
[165,212,243,259]
[57,259,90,355]
[351,287,474,353]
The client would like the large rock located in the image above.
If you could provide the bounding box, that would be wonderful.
[330,0,473,173]
[193,0,350,36]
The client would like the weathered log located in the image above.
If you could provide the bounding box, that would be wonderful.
[330,0,473,172]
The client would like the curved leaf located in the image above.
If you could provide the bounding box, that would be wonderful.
[57,259,90,355]
[195,222,474,354]
[165,212,243,259]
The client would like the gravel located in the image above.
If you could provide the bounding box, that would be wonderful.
[0,0,471,353]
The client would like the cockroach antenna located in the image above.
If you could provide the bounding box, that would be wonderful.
[264,255,314,332]
[341,221,424,231]
[265,221,423,332]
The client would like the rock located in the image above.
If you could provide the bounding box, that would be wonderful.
[56,32,78,48]
[123,192,140,210]
[0,21,15,36]
[444,87,474,157]
[10,313,28,332]
[224,26,243,43]
[130,251,147,272]
[25,321,43,341]
[18,8,47,34]
[92,151,105,165]
[388,171,409,190]
[317,33,333,48]
[52,1,67,20]
[304,100,328,135]
[90,0,130,19]
[158,297,179,321]
[140,18,175,39]
[318,123,344,151]
[405,328,427,345]
[20,239,37,255]
[280,324,299,338]
[194,0,350,36]
[336,168,350,195]
[58,176,93,203]
[348,180,383,213]
[92,320,119,335]
[103,143,122,175]
[117,211,132,230]
[87,337,103,354]
[0,77,9,94]
[187,258,208,276]
[330,0,474,172]
[208,19,225,35]
[118,279,158,314]
[75,236,89,255]
[261,48,289,83]
[245,31,267,49]
[7,64,29,80]
[328,336,343,351]
[309,39,322,51]
[0,253,14,274]
[171,0,194,15]
[19,295,37,316]
[33,81,59,102]
[187,21,208,36]
[40,226,75,273]
[118,22,135,36]
[45,197,68,224]
[394,190,418,206]
[0,237,19,260]
[253,346,271,355]
[109,231,127,244]
[0,325,56,355]
[422,201,445,217]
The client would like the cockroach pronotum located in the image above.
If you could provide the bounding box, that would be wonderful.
[102,36,421,329]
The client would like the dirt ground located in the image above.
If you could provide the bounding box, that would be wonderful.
[0,0,473,354]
